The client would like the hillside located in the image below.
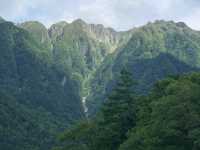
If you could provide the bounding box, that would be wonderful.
[57,71,200,150]
[0,21,84,150]
[1,18,200,149]
[86,20,200,116]
[0,18,131,149]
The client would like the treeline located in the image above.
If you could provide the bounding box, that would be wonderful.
[54,70,200,150]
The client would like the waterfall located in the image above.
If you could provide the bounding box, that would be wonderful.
[82,96,88,116]
[61,76,66,86]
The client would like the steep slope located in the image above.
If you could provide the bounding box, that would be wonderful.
[3,18,200,149]
[49,19,132,72]
[47,19,132,113]
[0,22,85,150]
[19,21,52,51]
[22,20,132,93]
[87,20,200,115]
[48,21,68,41]
[2,19,132,148]
[0,16,5,23]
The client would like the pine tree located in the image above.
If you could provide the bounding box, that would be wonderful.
[95,68,137,150]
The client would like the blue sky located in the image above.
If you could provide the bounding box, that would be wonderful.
[0,0,200,31]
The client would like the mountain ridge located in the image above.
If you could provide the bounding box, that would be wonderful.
[20,19,133,53]
[86,19,200,115]
[18,18,200,116]
[1,17,200,149]
[16,18,200,116]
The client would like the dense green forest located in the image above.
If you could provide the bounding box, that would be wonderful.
[87,21,200,116]
[0,17,200,150]
[0,21,85,150]
[0,18,131,149]
[55,70,200,150]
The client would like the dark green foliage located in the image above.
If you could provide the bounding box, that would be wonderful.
[0,90,60,150]
[120,73,200,150]
[95,69,136,150]
[0,19,131,150]
[87,20,200,116]
[57,69,137,150]
[2,19,200,150]
[0,22,85,150]
[57,72,200,150]
[55,120,98,150]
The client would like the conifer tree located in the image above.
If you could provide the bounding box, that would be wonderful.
[95,68,137,150]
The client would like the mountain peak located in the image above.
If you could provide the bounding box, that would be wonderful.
[48,21,68,40]
[19,21,52,49]
[20,21,47,30]
[53,21,68,26]
[0,16,4,20]
[0,16,5,23]
[49,21,68,32]
[72,19,87,25]
[176,22,187,28]
[153,20,189,28]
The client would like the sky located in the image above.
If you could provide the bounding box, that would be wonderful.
[0,0,200,31]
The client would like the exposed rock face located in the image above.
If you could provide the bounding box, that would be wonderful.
[19,21,52,50]
[49,19,132,54]
[87,24,132,53]
[21,19,132,58]
[48,21,68,41]
[20,19,134,118]
[69,19,133,53]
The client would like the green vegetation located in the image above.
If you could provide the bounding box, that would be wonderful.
[56,71,200,150]
[19,21,52,51]
[0,21,85,150]
[87,20,200,116]
[0,18,131,150]
[54,69,137,150]
[120,73,200,150]
[0,90,59,150]
[48,19,131,98]
[1,18,200,150]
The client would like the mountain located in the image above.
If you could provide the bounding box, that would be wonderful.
[48,21,68,41]
[0,17,5,23]
[19,21,53,50]
[1,18,200,149]
[47,19,132,109]
[0,21,85,150]
[86,20,200,116]
[0,19,132,149]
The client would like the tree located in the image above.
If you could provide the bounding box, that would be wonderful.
[55,69,138,150]
[54,120,98,150]
[94,68,137,150]
[120,73,200,150]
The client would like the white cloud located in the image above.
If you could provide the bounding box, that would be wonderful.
[0,0,200,30]
[183,9,200,30]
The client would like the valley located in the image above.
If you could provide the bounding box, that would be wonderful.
[1,17,200,150]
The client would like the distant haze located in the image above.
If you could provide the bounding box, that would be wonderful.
[0,0,200,31]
